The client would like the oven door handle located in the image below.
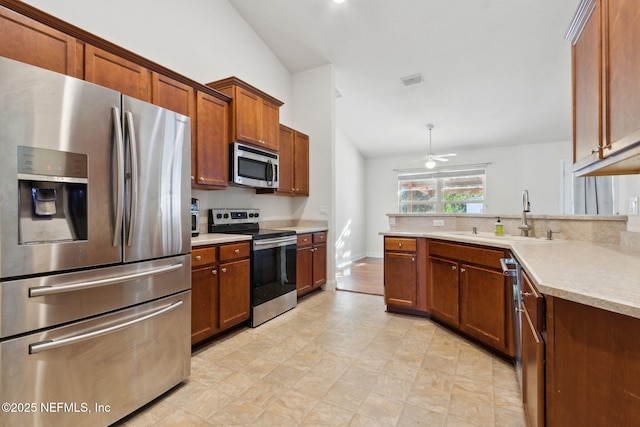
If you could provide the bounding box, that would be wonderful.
[28,263,184,297]
[254,237,296,250]
[28,300,183,354]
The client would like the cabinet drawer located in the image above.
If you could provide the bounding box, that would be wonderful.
[297,233,313,248]
[219,242,250,262]
[429,241,504,270]
[385,237,417,252]
[191,247,216,267]
[313,231,327,244]
[522,270,544,332]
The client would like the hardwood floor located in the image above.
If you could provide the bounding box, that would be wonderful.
[336,257,383,296]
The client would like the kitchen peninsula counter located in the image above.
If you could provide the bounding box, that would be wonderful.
[381,230,640,320]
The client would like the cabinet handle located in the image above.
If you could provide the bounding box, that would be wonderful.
[398,243,402,247]
[411,257,415,262]
[451,265,457,270]
[195,255,202,261]
[521,291,532,297]
[234,249,240,254]
[198,176,204,182]
[221,267,227,273]
[212,269,217,275]
[190,175,195,180]
[304,238,308,242]
[460,267,466,273]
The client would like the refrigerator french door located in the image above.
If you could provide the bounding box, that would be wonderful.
[0,56,191,426]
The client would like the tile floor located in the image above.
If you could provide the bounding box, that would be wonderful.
[117,290,525,426]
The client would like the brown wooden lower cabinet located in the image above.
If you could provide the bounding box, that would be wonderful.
[546,296,640,426]
[191,241,250,345]
[521,269,544,427]
[426,240,513,357]
[296,231,327,297]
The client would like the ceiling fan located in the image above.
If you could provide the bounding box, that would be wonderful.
[424,124,456,169]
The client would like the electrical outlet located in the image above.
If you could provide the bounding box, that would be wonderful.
[630,197,638,216]
[319,205,328,215]
[433,219,445,227]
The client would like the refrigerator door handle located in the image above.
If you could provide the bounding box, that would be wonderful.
[112,107,125,247]
[28,300,184,354]
[28,262,184,297]
[124,111,139,247]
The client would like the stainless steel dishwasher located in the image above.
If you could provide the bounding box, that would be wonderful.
[500,255,522,387]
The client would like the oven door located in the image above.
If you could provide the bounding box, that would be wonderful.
[251,236,296,326]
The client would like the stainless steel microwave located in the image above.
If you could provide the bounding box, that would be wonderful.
[229,142,279,189]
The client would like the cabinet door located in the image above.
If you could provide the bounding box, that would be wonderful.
[296,246,313,296]
[260,99,280,151]
[152,72,195,180]
[194,91,228,188]
[0,6,77,76]
[312,243,327,288]
[293,131,310,195]
[459,264,510,354]
[277,125,294,194]
[384,252,417,308]
[84,44,150,101]
[152,72,195,117]
[191,266,219,344]
[572,1,602,167]
[219,258,250,330]
[604,0,640,156]
[235,87,261,145]
[428,257,459,325]
[522,309,544,427]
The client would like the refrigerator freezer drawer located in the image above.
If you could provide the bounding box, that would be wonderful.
[0,254,191,339]
[0,291,191,427]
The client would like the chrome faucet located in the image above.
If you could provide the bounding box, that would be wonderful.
[518,190,533,237]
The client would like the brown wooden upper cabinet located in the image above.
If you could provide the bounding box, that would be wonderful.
[194,91,229,189]
[0,5,77,76]
[84,44,151,101]
[568,0,640,175]
[269,125,310,196]
[206,77,283,152]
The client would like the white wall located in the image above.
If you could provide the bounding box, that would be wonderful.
[365,140,573,257]
[22,0,313,222]
[618,175,640,232]
[335,128,367,266]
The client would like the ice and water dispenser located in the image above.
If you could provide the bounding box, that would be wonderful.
[17,146,89,244]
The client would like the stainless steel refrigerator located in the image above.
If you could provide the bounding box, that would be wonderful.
[0,56,192,427]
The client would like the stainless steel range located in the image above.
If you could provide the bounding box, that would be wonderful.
[209,209,297,326]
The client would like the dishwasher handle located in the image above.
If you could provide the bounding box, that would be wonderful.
[500,258,518,277]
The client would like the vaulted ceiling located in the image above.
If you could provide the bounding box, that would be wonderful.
[229,0,580,158]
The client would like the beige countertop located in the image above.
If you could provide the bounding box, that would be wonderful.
[273,226,328,234]
[191,226,328,247]
[381,230,640,320]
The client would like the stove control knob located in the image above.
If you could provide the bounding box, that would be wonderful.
[254,213,260,218]
[216,214,223,219]
[223,213,229,219]
[248,213,254,218]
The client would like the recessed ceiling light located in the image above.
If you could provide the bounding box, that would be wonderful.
[333,0,346,4]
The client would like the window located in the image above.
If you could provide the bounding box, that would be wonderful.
[398,168,485,213]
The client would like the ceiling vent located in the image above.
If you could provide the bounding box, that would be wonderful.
[401,73,424,87]
[334,87,344,99]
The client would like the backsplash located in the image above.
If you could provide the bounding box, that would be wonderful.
[387,213,630,245]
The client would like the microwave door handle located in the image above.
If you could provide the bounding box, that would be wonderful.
[112,107,124,247]
[124,111,138,247]
[266,160,274,186]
